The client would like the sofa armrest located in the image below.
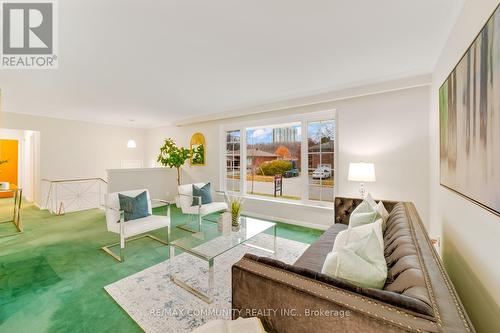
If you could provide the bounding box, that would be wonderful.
[232,255,439,333]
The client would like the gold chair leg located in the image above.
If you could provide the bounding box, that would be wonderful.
[101,234,169,263]
[177,224,200,233]
[101,242,122,262]
[145,234,168,245]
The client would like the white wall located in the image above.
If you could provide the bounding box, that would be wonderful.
[429,1,500,331]
[0,112,147,206]
[336,86,430,221]
[0,76,432,231]
[107,167,177,201]
[147,84,430,229]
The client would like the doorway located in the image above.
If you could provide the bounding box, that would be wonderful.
[0,129,39,203]
[0,139,19,198]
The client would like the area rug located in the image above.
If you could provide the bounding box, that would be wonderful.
[104,234,308,333]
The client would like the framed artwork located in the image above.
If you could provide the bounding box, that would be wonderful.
[190,132,206,166]
[439,3,500,216]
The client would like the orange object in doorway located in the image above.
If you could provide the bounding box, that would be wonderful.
[0,139,19,198]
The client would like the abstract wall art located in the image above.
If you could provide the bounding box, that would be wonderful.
[439,3,500,216]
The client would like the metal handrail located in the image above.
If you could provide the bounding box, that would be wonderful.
[42,177,108,184]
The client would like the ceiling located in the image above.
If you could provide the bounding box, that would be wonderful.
[0,0,464,128]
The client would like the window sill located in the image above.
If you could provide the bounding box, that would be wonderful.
[227,193,334,210]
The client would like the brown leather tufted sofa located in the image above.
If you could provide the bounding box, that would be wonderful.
[231,197,475,332]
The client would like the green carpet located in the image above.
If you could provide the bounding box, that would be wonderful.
[0,199,323,332]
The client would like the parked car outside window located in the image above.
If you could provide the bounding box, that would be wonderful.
[312,165,332,179]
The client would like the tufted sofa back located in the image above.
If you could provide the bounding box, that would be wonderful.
[383,203,432,315]
[334,197,398,224]
[334,198,433,315]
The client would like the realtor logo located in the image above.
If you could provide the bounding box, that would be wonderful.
[1,0,57,69]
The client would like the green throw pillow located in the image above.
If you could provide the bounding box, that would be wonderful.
[118,191,149,222]
[192,183,213,206]
[349,200,381,228]
[322,227,387,289]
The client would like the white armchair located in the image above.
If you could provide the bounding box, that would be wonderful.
[102,189,170,262]
[177,183,228,232]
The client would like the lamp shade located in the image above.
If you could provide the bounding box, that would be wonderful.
[348,162,376,182]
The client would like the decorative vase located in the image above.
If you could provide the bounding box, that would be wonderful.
[231,213,240,227]
[229,195,244,231]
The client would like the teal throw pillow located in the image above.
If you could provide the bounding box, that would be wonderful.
[192,183,213,206]
[118,191,149,222]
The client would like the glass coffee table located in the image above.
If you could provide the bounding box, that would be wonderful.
[169,215,276,303]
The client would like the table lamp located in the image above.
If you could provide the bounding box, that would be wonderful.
[348,162,376,198]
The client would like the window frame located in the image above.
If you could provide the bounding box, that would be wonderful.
[307,119,335,203]
[219,109,336,207]
[224,130,241,193]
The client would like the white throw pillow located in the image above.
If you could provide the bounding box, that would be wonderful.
[366,193,389,220]
[365,193,377,208]
[333,219,384,252]
[360,193,389,229]
[375,201,389,224]
[349,200,381,228]
[322,224,387,289]
[332,229,350,252]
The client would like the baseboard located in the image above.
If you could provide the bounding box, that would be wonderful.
[241,210,331,230]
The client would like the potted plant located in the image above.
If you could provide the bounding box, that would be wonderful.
[157,138,190,186]
[191,144,205,165]
[230,196,244,229]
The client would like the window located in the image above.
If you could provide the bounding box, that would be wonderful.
[225,130,241,192]
[308,120,335,202]
[222,111,335,205]
[246,123,301,200]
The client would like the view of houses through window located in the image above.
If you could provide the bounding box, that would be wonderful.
[225,130,241,193]
[308,120,335,202]
[224,116,335,204]
[246,123,302,199]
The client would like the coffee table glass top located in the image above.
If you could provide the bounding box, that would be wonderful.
[170,216,276,261]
